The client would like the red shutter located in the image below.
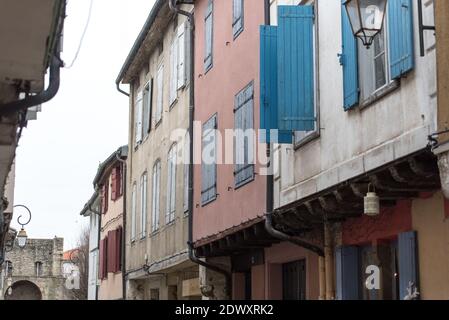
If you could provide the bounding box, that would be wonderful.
[100,186,105,215]
[111,168,117,201]
[116,227,122,272]
[107,230,115,273]
[99,239,104,279]
[104,182,109,213]
[116,165,123,198]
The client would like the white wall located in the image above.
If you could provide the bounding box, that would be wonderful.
[272,0,437,209]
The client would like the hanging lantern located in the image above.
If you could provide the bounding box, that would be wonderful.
[364,184,380,216]
[16,228,28,248]
[344,0,388,48]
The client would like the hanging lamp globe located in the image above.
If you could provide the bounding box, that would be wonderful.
[344,0,388,48]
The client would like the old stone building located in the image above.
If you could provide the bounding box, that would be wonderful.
[0,237,66,300]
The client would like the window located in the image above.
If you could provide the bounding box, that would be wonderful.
[101,183,109,214]
[140,173,148,238]
[234,82,254,187]
[177,23,187,89]
[155,64,164,124]
[204,0,214,72]
[150,288,160,300]
[341,0,414,110]
[111,164,123,201]
[294,2,318,145]
[358,26,390,101]
[131,183,137,242]
[152,161,161,232]
[282,260,306,300]
[166,144,177,224]
[143,80,153,136]
[135,91,143,146]
[233,0,244,38]
[169,37,179,106]
[107,228,122,274]
[201,114,217,205]
[35,262,43,277]
[5,261,12,277]
[99,237,108,279]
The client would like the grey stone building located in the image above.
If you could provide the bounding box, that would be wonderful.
[0,237,66,300]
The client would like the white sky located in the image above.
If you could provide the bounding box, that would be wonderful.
[10,0,156,250]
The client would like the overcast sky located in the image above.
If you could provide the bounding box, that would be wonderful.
[10,0,156,250]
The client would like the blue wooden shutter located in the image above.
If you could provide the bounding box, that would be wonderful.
[233,0,244,37]
[260,26,293,144]
[398,231,419,300]
[341,0,359,110]
[388,0,415,79]
[201,115,217,204]
[204,0,214,72]
[277,5,315,132]
[335,246,360,300]
[234,83,254,186]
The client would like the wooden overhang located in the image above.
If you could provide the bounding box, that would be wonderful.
[272,148,441,236]
[194,149,441,259]
[194,217,281,259]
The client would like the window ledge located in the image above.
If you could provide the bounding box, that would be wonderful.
[359,80,400,111]
[201,195,217,207]
[155,119,162,129]
[294,130,320,151]
[234,175,255,190]
[150,230,160,237]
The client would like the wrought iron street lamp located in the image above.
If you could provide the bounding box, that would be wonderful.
[344,0,388,48]
[13,205,32,249]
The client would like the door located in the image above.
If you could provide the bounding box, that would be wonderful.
[282,260,306,300]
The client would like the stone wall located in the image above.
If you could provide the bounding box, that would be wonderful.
[0,237,67,300]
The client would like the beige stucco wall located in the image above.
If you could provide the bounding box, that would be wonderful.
[98,172,124,300]
[412,191,449,300]
[125,5,197,298]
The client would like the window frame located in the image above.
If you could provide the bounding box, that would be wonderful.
[155,63,164,127]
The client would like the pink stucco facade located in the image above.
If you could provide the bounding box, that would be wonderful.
[193,0,267,244]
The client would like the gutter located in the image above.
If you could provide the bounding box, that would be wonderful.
[115,0,166,94]
[0,1,66,116]
[168,0,232,299]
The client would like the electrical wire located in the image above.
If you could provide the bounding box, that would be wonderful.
[65,0,94,69]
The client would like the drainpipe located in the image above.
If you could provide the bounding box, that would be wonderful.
[0,199,6,266]
[115,151,127,300]
[116,82,130,97]
[168,0,232,299]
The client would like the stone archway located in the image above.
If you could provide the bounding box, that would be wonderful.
[4,280,42,300]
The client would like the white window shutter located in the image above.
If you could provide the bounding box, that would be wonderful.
[135,92,143,145]
[131,184,137,241]
[177,23,186,89]
[169,39,178,106]
[156,65,164,123]
[156,162,160,227]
